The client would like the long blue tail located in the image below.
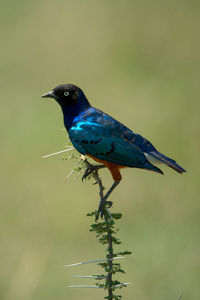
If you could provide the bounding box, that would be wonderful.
[150,151,186,174]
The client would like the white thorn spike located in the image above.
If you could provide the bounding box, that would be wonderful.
[65,256,125,268]
[64,169,75,183]
[42,148,74,159]
[111,282,131,289]
[72,275,107,279]
[68,285,102,288]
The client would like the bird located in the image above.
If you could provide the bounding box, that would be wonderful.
[42,84,186,217]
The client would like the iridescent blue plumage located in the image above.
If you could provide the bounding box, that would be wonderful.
[42,84,186,177]
[68,106,162,174]
[42,83,186,218]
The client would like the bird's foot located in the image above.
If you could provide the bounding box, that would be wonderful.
[95,200,113,221]
[95,181,119,221]
[82,162,105,181]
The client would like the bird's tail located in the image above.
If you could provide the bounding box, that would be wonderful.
[144,162,164,175]
[148,151,186,174]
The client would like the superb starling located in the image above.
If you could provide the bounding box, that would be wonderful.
[42,84,186,216]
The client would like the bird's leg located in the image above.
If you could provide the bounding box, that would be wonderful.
[82,160,105,181]
[96,181,120,220]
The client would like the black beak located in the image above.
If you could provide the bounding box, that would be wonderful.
[41,90,55,99]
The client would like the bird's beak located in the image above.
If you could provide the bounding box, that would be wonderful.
[41,90,55,99]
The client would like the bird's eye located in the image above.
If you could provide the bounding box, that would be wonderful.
[64,91,69,96]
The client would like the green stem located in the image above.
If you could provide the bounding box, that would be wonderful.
[84,158,131,299]
[89,163,114,299]
[105,214,114,299]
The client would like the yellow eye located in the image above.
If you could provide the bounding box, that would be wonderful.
[64,91,69,96]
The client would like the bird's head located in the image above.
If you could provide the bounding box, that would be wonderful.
[41,84,89,109]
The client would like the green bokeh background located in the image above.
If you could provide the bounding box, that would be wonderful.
[1,1,199,299]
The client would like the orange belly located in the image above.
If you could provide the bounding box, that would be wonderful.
[87,154,126,182]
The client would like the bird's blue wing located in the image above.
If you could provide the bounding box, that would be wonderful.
[68,109,149,168]
[67,107,184,174]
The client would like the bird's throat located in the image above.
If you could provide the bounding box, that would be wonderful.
[61,104,90,131]
[59,91,91,131]
[62,106,79,131]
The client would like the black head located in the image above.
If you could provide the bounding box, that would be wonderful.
[42,84,90,130]
[41,84,84,108]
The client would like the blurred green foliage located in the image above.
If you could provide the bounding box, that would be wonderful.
[0,0,199,299]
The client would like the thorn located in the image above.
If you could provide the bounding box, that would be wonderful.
[64,169,75,183]
[68,285,102,288]
[64,256,125,267]
[42,148,74,159]
[111,282,131,289]
[72,275,107,279]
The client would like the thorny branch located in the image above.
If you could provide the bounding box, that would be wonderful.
[43,149,131,299]
[83,158,114,299]
[83,158,132,299]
